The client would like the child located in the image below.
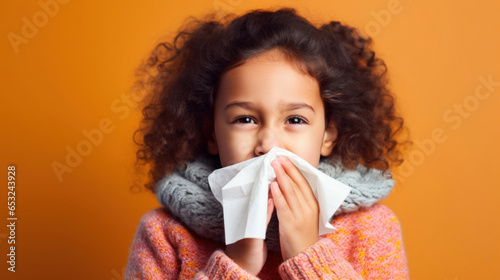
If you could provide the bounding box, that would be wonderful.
[126,7,409,279]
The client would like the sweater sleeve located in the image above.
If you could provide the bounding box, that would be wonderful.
[194,250,260,280]
[124,209,182,279]
[125,208,261,280]
[279,204,409,279]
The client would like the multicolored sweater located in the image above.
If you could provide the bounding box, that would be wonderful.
[125,203,409,279]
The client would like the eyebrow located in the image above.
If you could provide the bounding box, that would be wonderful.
[282,102,316,113]
[225,101,315,113]
[224,101,256,111]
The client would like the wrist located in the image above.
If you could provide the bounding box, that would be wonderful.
[226,238,267,276]
[281,232,320,260]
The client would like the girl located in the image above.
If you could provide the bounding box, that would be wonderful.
[126,7,409,279]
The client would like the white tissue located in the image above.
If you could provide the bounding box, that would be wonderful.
[208,147,352,245]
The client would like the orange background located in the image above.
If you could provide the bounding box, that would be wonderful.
[1,0,499,279]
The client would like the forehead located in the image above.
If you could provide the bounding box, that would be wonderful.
[216,50,321,105]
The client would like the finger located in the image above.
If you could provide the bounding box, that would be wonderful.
[277,156,317,204]
[269,181,291,219]
[266,196,275,226]
[271,159,299,208]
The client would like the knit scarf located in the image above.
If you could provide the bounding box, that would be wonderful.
[156,153,394,251]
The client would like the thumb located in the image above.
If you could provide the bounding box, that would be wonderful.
[266,196,275,226]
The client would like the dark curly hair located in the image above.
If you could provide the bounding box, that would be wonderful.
[133,7,407,192]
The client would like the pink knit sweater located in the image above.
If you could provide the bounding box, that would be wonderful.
[125,203,408,279]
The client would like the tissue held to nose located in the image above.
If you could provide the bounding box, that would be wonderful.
[208,147,351,245]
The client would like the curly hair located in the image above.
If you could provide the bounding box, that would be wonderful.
[133,7,407,192]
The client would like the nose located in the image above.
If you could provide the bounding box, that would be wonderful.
[254,127,280,156]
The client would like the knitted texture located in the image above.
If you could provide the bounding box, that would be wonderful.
[125,204,409,279]
[156,153,394,251]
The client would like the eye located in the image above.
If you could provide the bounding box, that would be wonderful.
[285,116,308,125]
[233,116,257,124]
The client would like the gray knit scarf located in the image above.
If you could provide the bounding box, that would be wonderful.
[156,153,394,251]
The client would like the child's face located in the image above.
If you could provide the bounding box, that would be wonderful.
[208,49,338,167]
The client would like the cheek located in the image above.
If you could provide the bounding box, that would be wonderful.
[286,129,325,166]
[215,127,256,166]
[293,145,322,166]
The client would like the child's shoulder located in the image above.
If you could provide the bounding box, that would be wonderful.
[135,207,191,236]
[330,203,402,235]
[138,207,171,223]
[324,204,404,257]
[356,203,400,221]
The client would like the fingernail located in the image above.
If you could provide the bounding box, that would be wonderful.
[278,156,287,164]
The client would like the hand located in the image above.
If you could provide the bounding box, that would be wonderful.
[270,156,319,260]
[225,196,275,276]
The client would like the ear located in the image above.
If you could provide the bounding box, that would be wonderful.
[204,118,219,155]
[320,122,338,157]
